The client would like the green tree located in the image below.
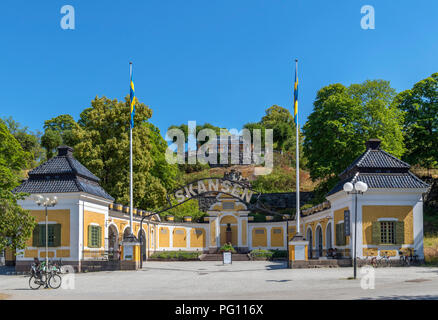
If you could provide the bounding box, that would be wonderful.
[244,105,304,167]
[3,117,45,168]
[41,114,79,159]
[0,119,36,252]
[303,80,404,200]
[72,96,178,210]
[393,73,438,168]
[41,128,62,159]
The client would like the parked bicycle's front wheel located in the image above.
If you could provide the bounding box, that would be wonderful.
[48,274,62,289]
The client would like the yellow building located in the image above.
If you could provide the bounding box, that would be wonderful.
[10,139,429,271]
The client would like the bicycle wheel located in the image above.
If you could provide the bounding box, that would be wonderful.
[48,274,62,289]
[29,274,46,290]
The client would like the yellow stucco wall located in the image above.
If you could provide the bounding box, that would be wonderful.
[25,209,70,259]
[39,251,54,258]
[24,249,38,258]
[159,227,169,247]
[271,228,283,247]
[112,218,128,241]
[84,210,105,248]
[28,209,70,247]
[210,219,216,246]
[56,249,71,257]
[252,228,267,247]
[362,205,414,245]
[190,228,206,247]
[221,215,237,224]
[241,220,247,246]
[173,228,187,247]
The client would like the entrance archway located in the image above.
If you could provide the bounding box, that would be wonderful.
[108,224,119,261]
[316,226,323,258]
[306,228,313,259]
[326,223,332,250]
[123,226,132,239]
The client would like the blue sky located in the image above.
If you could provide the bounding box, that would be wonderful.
[1,0,437,138]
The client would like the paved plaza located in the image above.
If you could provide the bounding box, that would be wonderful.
[1,261,438,300]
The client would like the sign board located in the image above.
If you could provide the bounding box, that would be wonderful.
[344,210,351,236]
[294,246,305,260]
[123,245,133,261]
[223,252,232,264]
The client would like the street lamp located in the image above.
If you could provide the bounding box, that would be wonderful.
[343,181,368,279]
[33,195,58,273]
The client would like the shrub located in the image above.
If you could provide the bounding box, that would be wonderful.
[271,249,287,259]
[249,249,273,259]
[149,251,201,260]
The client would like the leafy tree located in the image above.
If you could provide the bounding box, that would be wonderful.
[3,117,45,168]
[167,122,226,144]
[41,128,62,159]
[165,199,205,221]
[393,73,438,168]
[41,114,79,159]
[72,96,178,210]
[303,80,404,200]
[244,105,304,166]
[0,119,36,252]
[167,122,227,172]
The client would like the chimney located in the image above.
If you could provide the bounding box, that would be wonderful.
[365,139,381,150]
[57,146,74,157]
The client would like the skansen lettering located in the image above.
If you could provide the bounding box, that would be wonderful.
[174,179,254,203]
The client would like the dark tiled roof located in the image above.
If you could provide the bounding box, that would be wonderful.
[328,139,429,197]
[29,153,100,182]
[340,149,410,179]
[327,172,430,196]
[13,146,114,201]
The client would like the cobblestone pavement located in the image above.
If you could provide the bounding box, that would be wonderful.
[1,261,438,300]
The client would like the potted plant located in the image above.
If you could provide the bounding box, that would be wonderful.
[220,242,236,264]
[219,242,236,253]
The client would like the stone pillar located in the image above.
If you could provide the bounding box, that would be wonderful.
[288,234,309,268]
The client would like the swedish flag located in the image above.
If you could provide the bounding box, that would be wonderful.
[130,70,136,128]
[293,64,298,125]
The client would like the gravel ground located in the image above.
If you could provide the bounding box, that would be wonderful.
[1,261,438,300]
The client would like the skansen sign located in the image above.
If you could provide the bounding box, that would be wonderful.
[172,178,256,204]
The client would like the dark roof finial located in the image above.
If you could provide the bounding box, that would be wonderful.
[58,145,74,157]
[365,139,381,150]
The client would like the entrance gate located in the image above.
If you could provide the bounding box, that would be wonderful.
[138,177,297,267]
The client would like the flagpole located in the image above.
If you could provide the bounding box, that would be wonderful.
[129,62,134,235]
[295,59,301,235]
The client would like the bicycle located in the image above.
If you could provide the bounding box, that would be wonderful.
[378,255,391,267]
[28,260,62,289]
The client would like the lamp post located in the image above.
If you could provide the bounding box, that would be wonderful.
[343,181,368,279]
[34,195,58,272]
